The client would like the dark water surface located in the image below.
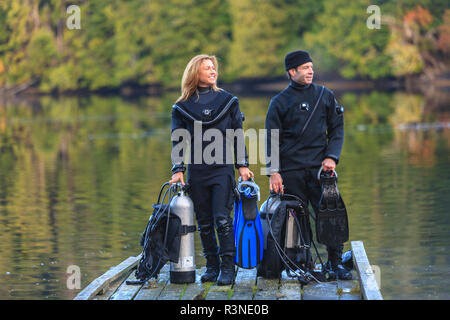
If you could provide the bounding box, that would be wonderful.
[0,89,449,299]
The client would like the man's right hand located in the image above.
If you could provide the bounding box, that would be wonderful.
[269,172,283,194]
[169,171,185,185]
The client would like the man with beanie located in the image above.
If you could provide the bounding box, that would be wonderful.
[264,50,351,280]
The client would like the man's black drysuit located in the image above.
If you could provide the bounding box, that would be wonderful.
[265,80,346,269]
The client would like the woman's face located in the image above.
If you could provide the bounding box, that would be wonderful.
[198,59,217,87]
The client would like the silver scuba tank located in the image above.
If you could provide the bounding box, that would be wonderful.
[285,209,301,249]
[169,184,196,283]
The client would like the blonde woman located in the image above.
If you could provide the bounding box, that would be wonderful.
[169,55,253,285]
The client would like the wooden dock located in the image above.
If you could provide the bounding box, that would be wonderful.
[74,240,382,301]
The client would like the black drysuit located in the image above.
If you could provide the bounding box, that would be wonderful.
[265,80,345,256]
[171,87,248,258]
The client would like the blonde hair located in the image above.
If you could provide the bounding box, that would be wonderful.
[176,54,220,103]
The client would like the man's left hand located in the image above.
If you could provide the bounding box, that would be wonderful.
[322,158,336,171]
[238,167,254,181]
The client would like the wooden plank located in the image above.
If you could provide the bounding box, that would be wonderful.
[94,270,134,300]
[180,268,208,300]
[205,283,233,300]
[351,241,383,300]
[158,267,196,300]
[205,267,235,300]
[109,271,143,300]
[254,277,279,300]
[134,264,170,300]
[182,285,207,300]
[302,281,339,300]
[74,255,141,300]
[229,267,257,300]
[158,282,186,300]
[337,278,361,300]
[75,240,376,301]
[278,271,301,300]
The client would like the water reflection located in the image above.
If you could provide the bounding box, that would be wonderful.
[0,89,449,299]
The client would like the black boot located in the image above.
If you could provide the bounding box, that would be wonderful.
[325,245,352,281]
[332,264,352,280]
[217,255,235,286]
[201,255,220,283]
[215,218,235,286]
[198,223,220,282]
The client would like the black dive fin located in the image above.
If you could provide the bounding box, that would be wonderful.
[316,168,349,246]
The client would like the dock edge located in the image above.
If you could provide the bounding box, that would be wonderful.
[351,241,383,300]
[74,255,141,300]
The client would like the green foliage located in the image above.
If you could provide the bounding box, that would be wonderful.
[385,30,424,76]
[0,0,448,91]
[0,1,34,84]
[26,29,58,78]
[381,0,449,27]
[304,0,392,79]
[226,0,323,80]
[144,0,232,86]
[226,0,286,78]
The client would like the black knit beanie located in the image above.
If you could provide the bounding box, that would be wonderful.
[284,50,312,71]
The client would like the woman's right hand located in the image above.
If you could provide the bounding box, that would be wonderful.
[169,171,185,185]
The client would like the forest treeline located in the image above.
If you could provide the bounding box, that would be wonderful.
[0,0,448,93]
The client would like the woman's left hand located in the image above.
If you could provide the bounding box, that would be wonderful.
[238,167,254,181]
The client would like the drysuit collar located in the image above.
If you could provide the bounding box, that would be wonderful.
[198,86,212,94]
[289,80,311,91]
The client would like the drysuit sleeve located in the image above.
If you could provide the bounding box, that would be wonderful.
[264,98,282,175]
[231,99,249,169]
[325,91,344,164]
[171,106,187,174]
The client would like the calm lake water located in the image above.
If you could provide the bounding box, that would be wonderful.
[0,86,449,300]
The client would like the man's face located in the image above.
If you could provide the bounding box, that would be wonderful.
[198,59,217,87]
[289,62,314,85]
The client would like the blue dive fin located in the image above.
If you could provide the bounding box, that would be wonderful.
[234,186,264,269]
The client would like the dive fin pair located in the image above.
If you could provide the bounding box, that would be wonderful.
[316,168,349,246]
[234,179,264,269]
